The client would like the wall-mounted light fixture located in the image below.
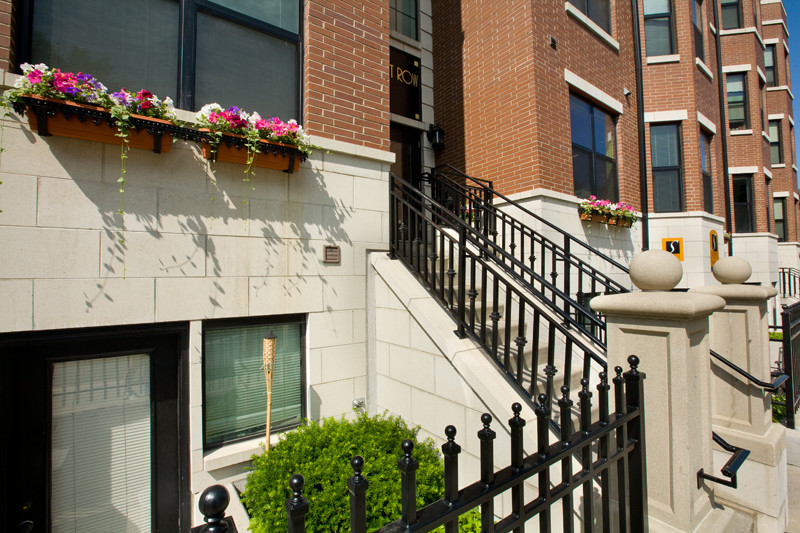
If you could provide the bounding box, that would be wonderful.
[427,123,445,152]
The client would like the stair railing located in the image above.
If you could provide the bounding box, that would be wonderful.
[779,267,800,299]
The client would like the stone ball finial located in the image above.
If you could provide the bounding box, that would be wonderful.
[629,249,683,291]
[712,256,751,284]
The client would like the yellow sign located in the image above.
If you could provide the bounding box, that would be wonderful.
[709,231,719,268]
[662,238,684,261]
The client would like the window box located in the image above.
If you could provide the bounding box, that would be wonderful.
[19,95,173,153]
[199,131,303,174]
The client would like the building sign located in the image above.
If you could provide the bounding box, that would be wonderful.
[390,47,421,121]
[709,231,719,268]
[662,237,684,261]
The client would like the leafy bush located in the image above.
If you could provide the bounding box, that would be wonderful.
[773,394,786,423]
[769,331,783,341]
[242,412,480,533]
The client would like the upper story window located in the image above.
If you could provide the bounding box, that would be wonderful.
[721,0,742,30]
[570,94,618,202]
[770,120,784,165]
[693,0,705,62]
[700,132,713,213]
[651,123,683,212]
[765,45,778,87]
[390,0,419,40]
[570,0,611,34]
[774,198,787,241]
[733,174,754,232]
[644,0,675,56]
[726,73,749,130]
[26,0,301,118]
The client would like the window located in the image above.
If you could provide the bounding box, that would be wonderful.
[775,198,786,241]
[27,0,301,117]
[643,0,675,56]
[693,0,705,62]
[726,74,749,130]
[765,45,778,87]
[204,318,304,448]
[733,174,754,232]
[721,0,742,30]
[651,124,683,212]
[570,0,611,34]
[701,133,713,213]
[770,120,784,165]
[390,0,418,40]
[570,94,618,201]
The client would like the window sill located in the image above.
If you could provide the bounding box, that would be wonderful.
[772,163,786,168]
[762,131,771,142]
[766,86,795,99]
[730,129,753,136]
[696,58,713,80]
[564,2,619,51]
[204,431,286,471]
[646,54,680,65]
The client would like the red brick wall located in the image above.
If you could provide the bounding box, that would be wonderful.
[0,0,14,72]
[303,0,390,151]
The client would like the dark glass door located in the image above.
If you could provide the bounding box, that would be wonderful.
[390,124,422,188]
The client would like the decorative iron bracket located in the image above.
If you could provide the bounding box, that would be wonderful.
[697,432,750,489]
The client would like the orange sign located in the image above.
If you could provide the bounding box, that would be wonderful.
[662,238,684,261]
[709,231,719,268]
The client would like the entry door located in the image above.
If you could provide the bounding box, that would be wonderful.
[390,124,422,188]
[0,326,188,532]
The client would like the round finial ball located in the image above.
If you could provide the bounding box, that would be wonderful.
[512,402,522,414]
[560,385,569,395]
[445,425,457,439]
[629,250,682,291]
[401,439,414,455]
[289,474,305,493]
[198,485,229,518]
[538,393,548,404]
[628,355,640,368]
[481,413,492,426]
[350,455,364,472]
[712,256,752,284]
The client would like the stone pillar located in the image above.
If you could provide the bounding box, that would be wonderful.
[690,256,787,532]
[592,250,735,533]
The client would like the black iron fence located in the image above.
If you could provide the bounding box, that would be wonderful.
[390,174,607,405]
[780,301,800,429]
[779,267,800,299]
[285,358,647,533]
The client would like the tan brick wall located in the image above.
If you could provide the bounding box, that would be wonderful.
[303,0,390,151]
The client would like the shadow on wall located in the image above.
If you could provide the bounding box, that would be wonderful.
[0,112,354,315]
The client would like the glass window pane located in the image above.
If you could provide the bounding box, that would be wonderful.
[651,124,679,167]
[196,13,299,118]
[32,0,179,101]
[204,322,303,446]
[595,158,618,201]
[210,0,299,33]
[645,17,673,56]
[734,204,753,232]
[703,172,713,212]
[594,108,615,157]
[653,170,681,212]
[721,2,741,29]
[700,135,711,173]
[643,0,670,16]
[588,0,611,33]
[570,96,593,150]
[573,149,592,198]
[774,198,784,218]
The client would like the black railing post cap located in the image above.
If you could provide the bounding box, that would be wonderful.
[442,425,462,455]
[398,440,419,472]
[198,484,230,521]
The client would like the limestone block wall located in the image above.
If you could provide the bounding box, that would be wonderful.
[731,233,779,286]
[0,99,392,491]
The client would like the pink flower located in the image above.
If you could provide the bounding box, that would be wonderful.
[26,69,42,84]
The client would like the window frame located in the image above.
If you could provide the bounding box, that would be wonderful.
[765,44,778,87]
[643,0,676,57]
[770,120,784,165]
[570,93,619,202]
[650,122,684,213]
[693,0,704,62]
[390,0,419,40]
[17,0,304,116]
[720,0,742,30]
[201,314,306,450]
[700,132,713,213]
[774,197,786,241]
[570,0,612,34]
[726,73,749,131]
[733,174,754,233]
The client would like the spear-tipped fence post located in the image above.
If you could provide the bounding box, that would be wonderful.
[509,403,526,533]
[478,413,497,532]
[348,456,369,533]
[442,425,461,533]
[285,475,309,533]
[398,439,419,525]
[624,355,648,532]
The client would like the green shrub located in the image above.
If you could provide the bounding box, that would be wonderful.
[769,331,783,341]
[773,394,787,423]
[241,412,480,533]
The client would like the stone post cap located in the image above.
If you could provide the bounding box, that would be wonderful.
[629,249,682,291]
[712,256,751,284]
[690,256,778,300]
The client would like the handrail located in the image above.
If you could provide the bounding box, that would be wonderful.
[697,432,750,489]
[431,164,631,273]
[710,349,789,393]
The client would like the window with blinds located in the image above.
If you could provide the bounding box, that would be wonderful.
[50,354,152,533]
[203,321,304,448]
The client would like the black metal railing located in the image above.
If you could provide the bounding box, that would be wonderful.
[286,359,647,533]
[391,174,607,406]
[709,349,789,393]
[427,165,631,309]
[779,267,800,299]
[780,301,800,429]
[697,433,750,490]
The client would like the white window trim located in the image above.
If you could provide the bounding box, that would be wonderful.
[795,192,799,202]
[762,19,789,37]
[564,69,624,114]
[768,113,785,120]
[766,86,795,99]
[761,0,787,21]
[773,191,790,199]
[722,64,752,73]
[789,115,795,127]
[784,40,790,56]
[731,130,754,136]
[644,110,688,123]
[772,163,786,168]
[697,111,717,134]
[564,2,620,51]
[763,38,780,45]
[794,164,799,172]
[757,66,767,83]
[764,167,773,179]
[647,55,680,64]
[729,166,759,174]
[696,58,713,79]
[762,131,772,142]
[719,27,766,49]
[709,22,717,35]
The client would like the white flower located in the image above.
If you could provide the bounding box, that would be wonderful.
[196,103,222,121]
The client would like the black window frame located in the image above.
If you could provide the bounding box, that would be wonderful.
[643,0,676,57]
[201,314,306,451]
[774,197,787,241]
[733,174,754,233]
[770,119,784,165]
[721,0,742,30]
[650,122,684,213]
[693,0,705,62]
[765,44,778,87]
[700,131,713,213]
[16,0,304,115]
[570,0,612,34]
[570,93,619,202]
[390,0,419,40]
[726,73,749,130]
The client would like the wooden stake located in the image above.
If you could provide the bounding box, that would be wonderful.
[263,335,277,452]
